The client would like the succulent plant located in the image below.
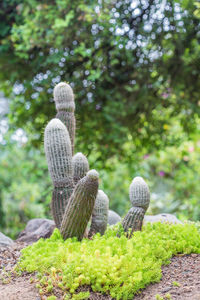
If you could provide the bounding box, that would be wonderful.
[53,82,76,154]
[122,207,145,238]
[122,176,150,237]
[44,118,74,228]
[89,190,109,237]
[72,152,89,185]
[108,210,121,225]
[129,176,150,211]
[60,170,99,241]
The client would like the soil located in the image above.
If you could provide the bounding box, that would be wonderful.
[0,243,200,300]
[134,254,200,300]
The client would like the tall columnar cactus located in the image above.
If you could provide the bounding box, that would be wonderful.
[72,152,89,185]
[44,118,74,228]
[60,170,99,241]
[89,190,109,237]
[122,177,150,238]
[53,82,76,154]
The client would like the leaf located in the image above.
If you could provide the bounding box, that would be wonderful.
[53,11,74,29]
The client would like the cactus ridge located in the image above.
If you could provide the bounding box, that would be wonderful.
[44,118,74,228]
[89,190,109,236]
[60,170,99,241]
[72,152,89,185]
[53,82,75,112]
[52,185,74,228]
[56,111,75,154]
[122,176,150,237]
[44,118,73,186]
[54,82,76,154]
[122,207,145,238]
[129,176,150,210]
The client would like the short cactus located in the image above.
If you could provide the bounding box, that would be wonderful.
[72,152,89,185]
[122,207,145,238]
[60,170,99,241]
[44,118,74,228]
[129,177,150,210]
[122,177,150,237]
[107,210,121,225]
[54,82,76,154]
[89,190,109,237]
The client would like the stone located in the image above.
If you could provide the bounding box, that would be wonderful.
[144,213,182,224]
[0,232,14,247]
[17,218,55,244]
[107,210,121,225]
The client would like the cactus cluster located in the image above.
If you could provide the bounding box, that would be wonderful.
[44,82,109,240]
[44,82,150,241]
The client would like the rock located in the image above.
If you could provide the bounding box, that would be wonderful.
[108,210,121,225]
[17,218,55,244]
[144,213,182,224]
[0,232,14,247]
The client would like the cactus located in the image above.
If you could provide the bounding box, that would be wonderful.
[72,152,89,185]
[60,170,99,241]
[89,190,109,237]
[108,210,121,225]
[54,82,76,154]
[129,176,150,210]
[122,177,150,237]
[122,207,145,238]
[44,118,74,228]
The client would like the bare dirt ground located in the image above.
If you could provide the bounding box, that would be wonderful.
[134,254,200,300]
[0,243,200,300]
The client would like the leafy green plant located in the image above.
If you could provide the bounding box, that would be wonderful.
[0,139,51,238]
[17,222,200,300]
[155,295,164,300]
[172,281,180,287]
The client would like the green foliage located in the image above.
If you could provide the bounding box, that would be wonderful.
[194,2,200,18]
[17,222,200,299]
[0,138,51,238]
[0,0,199,159]
[138,138,200,221]
[96,120,200,221]
[172,281,180,287]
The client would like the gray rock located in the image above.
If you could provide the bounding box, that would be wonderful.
[108,210,121,225]
[17,218,55,244]
[0,232,14,247]
[144,213,182,224]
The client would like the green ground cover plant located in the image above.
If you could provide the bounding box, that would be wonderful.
[17,222,200,299]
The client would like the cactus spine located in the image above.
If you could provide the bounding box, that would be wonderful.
[122,177,150,237]
[44,118,74,228]
[54,82,76,155]
[60,170,99,241]
[72,152,89,185]
[89,190,109,237]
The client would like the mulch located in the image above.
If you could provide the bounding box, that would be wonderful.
[0,242,200,300]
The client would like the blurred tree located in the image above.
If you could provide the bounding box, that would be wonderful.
[0,135,51,238]
[0,0,199,159]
